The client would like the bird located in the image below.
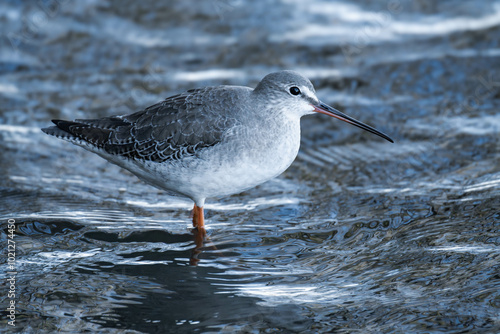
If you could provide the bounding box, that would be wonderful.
[42,70,393,234]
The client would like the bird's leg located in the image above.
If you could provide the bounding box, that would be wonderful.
[189,204,223,265]
[190,204,206,266]
[191,204,205,228]
[191,204,206,248]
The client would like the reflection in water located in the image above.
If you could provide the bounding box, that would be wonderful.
[1,0,500,332]
[3,186,498,332]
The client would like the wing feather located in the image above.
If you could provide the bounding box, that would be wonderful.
[43,87,242,162]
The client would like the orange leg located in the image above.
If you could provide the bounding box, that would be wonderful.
[190,204,206,266]
[189,205,224,265]
[192,204,205,228]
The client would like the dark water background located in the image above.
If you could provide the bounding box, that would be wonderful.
[1,0,499,333]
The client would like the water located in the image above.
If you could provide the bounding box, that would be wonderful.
[1,0,499,332]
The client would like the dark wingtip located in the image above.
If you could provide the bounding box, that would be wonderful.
[51,119,78,132]
[42,119,84,139]
[41,125,73,139]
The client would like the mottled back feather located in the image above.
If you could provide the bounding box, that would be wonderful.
[43,87,244,162]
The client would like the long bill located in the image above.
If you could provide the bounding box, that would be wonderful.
[313,102,394,143]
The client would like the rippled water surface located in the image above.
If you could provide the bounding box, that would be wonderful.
[1,0,500,333]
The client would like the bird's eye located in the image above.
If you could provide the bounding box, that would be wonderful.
[289,86,301,96]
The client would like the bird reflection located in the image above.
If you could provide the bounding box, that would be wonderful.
[190,227,206,265]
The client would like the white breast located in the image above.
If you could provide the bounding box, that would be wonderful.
[108,111,302,205]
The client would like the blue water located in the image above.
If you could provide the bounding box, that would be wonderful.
[1,0,499,332]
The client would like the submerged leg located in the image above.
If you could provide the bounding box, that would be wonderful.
[189,204,223,265]
[191,204,205,228]
[190,204,206,266]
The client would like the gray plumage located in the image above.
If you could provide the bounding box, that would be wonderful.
[43,86,245,162]
[42,70,392,212]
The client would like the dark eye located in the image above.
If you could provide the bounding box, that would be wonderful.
[289,86,301,96]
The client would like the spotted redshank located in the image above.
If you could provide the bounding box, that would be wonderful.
[42,70,393,232]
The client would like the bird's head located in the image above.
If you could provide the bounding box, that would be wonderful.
[253,70,393,143]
